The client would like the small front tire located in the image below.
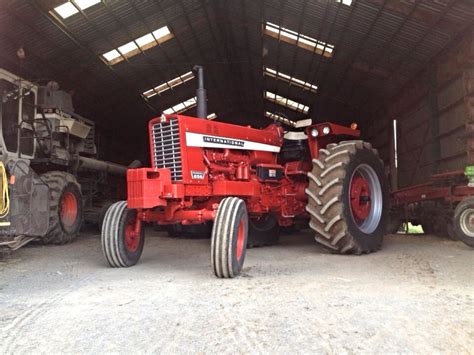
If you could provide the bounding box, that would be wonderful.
[211,197,248,278]
[101,201,145,267]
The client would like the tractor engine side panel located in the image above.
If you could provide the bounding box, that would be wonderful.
[148,115,283,185]
[139,114,308,223]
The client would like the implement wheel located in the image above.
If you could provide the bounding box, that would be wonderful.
[211,197,248,278]
[102,201,145,267]
[40,171,83,245]
[453,197,474,248]
[305,141,389,254]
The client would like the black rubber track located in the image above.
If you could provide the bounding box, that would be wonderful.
[211,197,248,278]
[101,201,145,267]
[305,140,389,254]
[40,171,83,245]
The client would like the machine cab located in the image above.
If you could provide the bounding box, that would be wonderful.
[0,68,37,161]
[0,68,98,166]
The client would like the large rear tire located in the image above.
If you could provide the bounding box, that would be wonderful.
[305,141,389,254]
[102,201,145,267]
[211,197,248,278]
[40,171,83,245]
[453,197,474,248]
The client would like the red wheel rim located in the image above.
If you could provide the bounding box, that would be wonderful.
[236,219,245,261]
[60,191,78,228]
[125,214,141,252]
[350,172,371,223]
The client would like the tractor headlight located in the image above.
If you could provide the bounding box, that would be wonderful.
[322,126,331,135]
[310,128,319,137]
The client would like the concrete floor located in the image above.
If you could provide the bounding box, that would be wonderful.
[0,228,472,353]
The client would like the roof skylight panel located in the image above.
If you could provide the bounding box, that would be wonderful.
[265,111,295,126]
[75,0,101,10]
[102,25,173,65]
[264,91,309,114]
[53,0,101,19]
[163,97,197,115]
[54,2,79,18]
[118,41,139,56]
[264,22,335,58]
[264,67,318,92]
[135,33,155,48]
[336,0,353,5]
[102,49,120,62]
[143,71,195,98]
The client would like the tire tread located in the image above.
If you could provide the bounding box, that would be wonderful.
[39,171,82,245]
[306,140,386,254]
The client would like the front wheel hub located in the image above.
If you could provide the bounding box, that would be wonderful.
[125,216,141,252]
[60,191,78,227]
[350,175,371,220]
[349,164,383,234]
[460,208,474,238]
[236,219,245,261]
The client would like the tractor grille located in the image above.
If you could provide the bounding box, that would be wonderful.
[151,119,182,181]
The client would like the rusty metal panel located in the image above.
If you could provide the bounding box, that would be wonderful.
[397,101,434,187]
[369,121,390,153]
[464,68,474,164]
[467,123,474,164]
[433,71,467,173]
[438,75,464,111]
[437,29,474,86]
[437,64,471,171]
[464,69,474,121]
[438,102,465,135]
[382,30,473,189]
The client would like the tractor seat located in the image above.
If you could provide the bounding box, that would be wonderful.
[280,131,309,162]
[283,131,307,140]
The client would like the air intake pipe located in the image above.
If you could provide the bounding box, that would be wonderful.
[193,65,207,119]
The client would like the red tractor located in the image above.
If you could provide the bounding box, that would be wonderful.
[102,66,389,278]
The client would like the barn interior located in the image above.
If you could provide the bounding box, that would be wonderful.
[1,0,472,187]
[0,1,473,352]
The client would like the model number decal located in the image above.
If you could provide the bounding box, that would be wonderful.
[203,136,244,147]
[191,171,205,179]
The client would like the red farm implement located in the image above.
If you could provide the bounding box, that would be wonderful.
[390,168,474,247]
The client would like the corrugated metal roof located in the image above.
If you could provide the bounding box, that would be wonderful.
[0,0,472,135]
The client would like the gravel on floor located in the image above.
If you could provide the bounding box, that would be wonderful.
[0,229,472,353]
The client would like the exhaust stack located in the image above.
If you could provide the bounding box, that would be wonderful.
[193,65,207,119]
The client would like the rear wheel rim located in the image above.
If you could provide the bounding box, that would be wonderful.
[459,208,474,238]
[125,214,141,252]
[60,191,78,228]
[349,164,383,234]
[236,219,245,260]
